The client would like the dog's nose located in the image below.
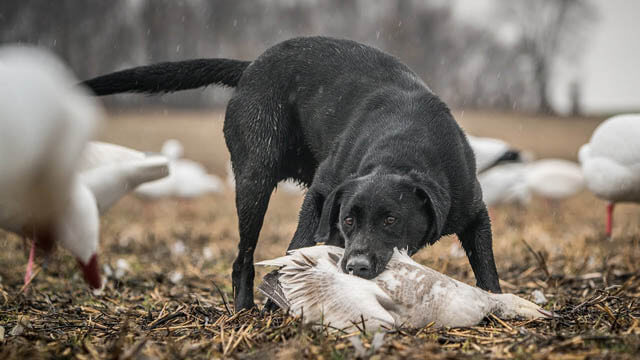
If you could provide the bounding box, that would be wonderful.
[346,255,372,278]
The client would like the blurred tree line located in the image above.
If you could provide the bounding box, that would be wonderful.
[0,0,595,113]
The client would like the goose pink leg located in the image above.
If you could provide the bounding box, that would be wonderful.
[24,240,36,285]
[606,202,615,237]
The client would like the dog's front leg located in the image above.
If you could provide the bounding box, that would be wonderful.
[457,206,502,293]
[288,189,324,251]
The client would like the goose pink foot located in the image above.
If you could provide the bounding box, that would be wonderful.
[24,241,36,286]
[606,203,615,237]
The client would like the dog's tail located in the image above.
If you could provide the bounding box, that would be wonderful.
[81,58,251,96]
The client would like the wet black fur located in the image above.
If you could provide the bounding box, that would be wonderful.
[82,36,502,311]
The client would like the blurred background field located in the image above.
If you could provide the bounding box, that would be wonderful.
[1,0,640,358]
[1,110,639,358]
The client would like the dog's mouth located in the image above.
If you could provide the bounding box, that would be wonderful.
[373,253,394,276]
[339,252,387,279]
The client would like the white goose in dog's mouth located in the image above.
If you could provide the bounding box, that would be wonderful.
[257,245,552,331]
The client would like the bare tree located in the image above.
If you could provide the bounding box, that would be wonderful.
[0,0,597,112]
[502,0,596,114]
[569,79,583,116]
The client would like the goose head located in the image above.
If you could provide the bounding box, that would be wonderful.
[314,171,449,279]
[161,139,184,160]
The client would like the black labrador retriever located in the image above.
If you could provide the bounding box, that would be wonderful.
[82,36,502,310]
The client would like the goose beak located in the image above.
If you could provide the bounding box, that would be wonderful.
[77,254,102,289]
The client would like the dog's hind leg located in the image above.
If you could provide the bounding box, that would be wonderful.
[457,206,502,293]
[225,91,291,311]
[231,167,275,311]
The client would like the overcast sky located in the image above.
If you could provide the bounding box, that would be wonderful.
[453,0,640,114]
[575,0,640,113]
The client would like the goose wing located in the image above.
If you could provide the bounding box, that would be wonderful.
[379,250,495,328]
[79,156,169,214]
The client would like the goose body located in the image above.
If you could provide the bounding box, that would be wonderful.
[478,159,584,207]
[579,114,640,235]
[136,139,223,198]
[524,159,584,200]
[467,135,522,173]
[257,246,549,331]
[478,163,531,207]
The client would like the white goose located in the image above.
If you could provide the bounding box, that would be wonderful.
[479,159,584,207]
[257,246,550,331]
[1,141,169,288]
[0,45,100,286]
[467,135,523,173]
[579,114,640,236]
[524,159,584,201]
[478,163,531,207]
[135,139,224,198]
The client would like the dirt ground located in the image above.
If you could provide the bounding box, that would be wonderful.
[1,110,639,359]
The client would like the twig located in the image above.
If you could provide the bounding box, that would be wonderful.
[212,281,232,316]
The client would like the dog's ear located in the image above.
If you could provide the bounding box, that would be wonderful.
[313,181,355,246]
[408,171,451,248]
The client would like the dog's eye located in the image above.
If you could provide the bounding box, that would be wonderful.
[384,216,396,226]
[343,217,354,226]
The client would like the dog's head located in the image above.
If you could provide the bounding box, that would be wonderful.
[314,171,450,279]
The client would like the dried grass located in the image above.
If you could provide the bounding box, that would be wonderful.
[1,110,639,359]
